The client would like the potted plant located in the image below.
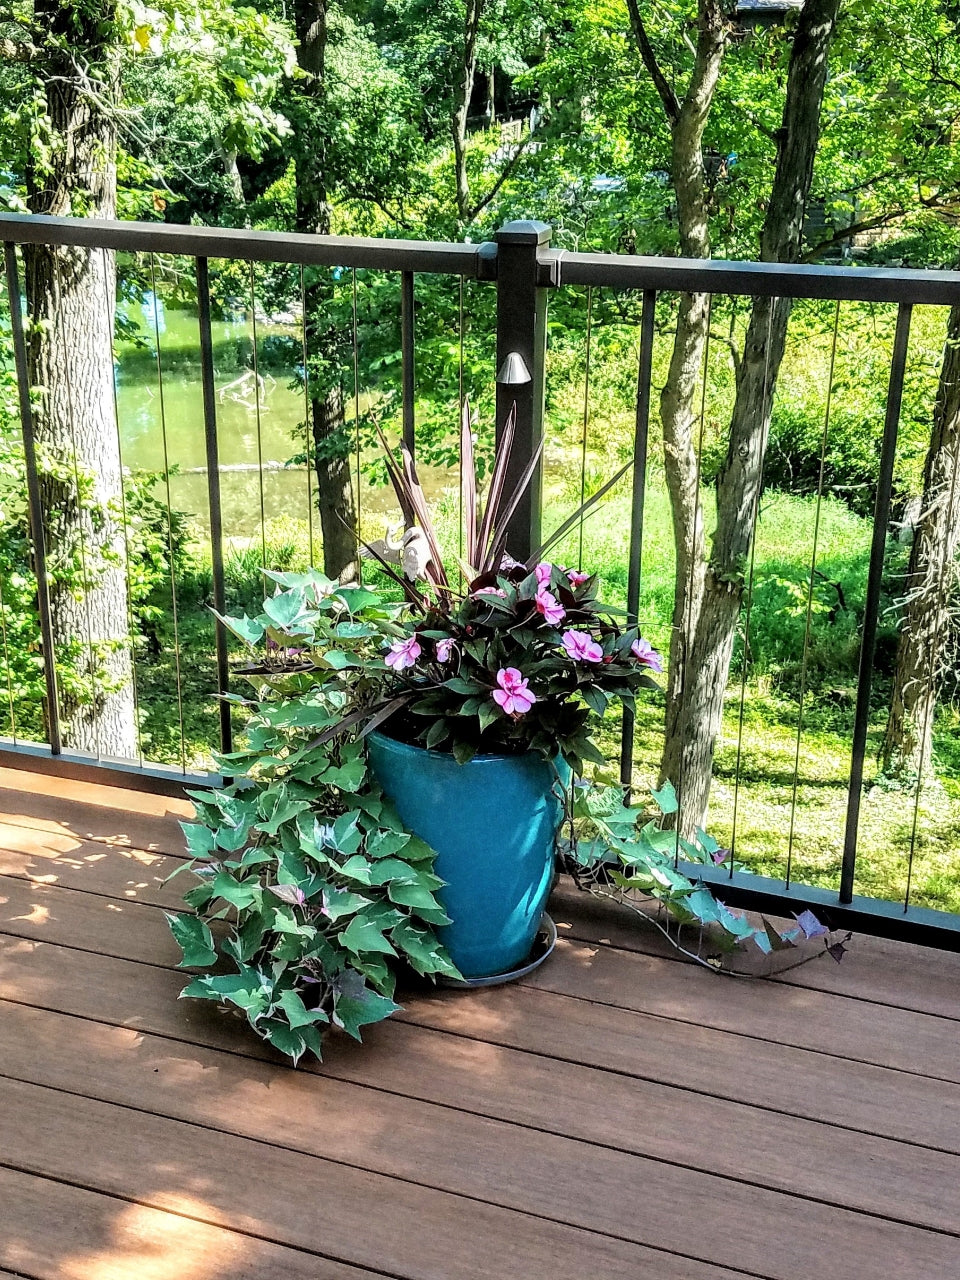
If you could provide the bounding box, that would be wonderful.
[167,404,829,1064]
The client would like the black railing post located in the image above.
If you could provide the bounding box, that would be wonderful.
[494,220,551,562]
[196,258,232,757]
[839,302,913,904]
[4,242,62,754]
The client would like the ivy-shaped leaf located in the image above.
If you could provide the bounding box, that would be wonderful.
[166,913,217,968]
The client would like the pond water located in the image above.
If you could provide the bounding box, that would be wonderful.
[115,299,426,544]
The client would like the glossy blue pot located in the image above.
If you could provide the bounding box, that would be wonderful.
[366,731,567,979]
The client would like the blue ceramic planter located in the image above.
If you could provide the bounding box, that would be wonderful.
[366,731,567,979]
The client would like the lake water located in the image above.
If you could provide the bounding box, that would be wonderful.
[115,300,430,545]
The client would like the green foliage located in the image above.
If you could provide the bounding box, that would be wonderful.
[167,571,461,1065]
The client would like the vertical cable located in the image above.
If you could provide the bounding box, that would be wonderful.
[352,268,362,581]
[0,569,17,741]
[401,270,416,457]
[728,299,778,871]
[4,242,61,752]
[458,274,466,574]
[786,299,841,888]
[904,330,960,908]
[577,287,594,571]
[248,262,267,568]
[105,250,144,766]
[52,253,101,759]
[196,257,232,757]
[149,254,187,773]
[299,266,316,569]
[620,289,657,792]
[674,295,714,862]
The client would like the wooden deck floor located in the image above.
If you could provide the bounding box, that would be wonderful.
[1,766,960,1279]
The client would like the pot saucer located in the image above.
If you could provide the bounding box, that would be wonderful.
[438,913,558,989]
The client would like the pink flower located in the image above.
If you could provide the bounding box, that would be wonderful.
[473,586,507,600]
[567,569,591,587]
[535,562,553,588]
[631,637,663,672]
[562,629,604,663]
[436,638,457,663]
[384,636,421,670]
[492,667,537,716]
[535,589,565,626]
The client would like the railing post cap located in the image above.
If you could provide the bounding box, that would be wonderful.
[495,220,552,246]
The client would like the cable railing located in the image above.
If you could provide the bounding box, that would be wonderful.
[1,211,959,947]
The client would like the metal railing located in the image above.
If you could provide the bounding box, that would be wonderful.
[1,211,959,947]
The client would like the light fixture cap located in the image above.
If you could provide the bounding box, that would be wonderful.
[496,352,532,385]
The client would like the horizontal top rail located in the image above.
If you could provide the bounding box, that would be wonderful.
[3,212,959,304]
[0,213,489,278]
[554,249,960,306]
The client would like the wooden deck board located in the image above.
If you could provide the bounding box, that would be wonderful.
[1,770,960,1278]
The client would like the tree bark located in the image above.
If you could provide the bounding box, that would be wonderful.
[661,0,842,831]
[452,0,484,225]
[625,1,726,768]
[22,2,137,759]
[292,0,358,581]
[881,305,960,782]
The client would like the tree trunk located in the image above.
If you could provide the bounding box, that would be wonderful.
[881,305,960,782]
[626,0,726,768]
[292,0,358,581]
[452,0,484,225]
[659,0,842,831]
[22,4,137,759]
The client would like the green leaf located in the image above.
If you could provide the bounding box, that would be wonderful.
[338,913,398,957]
[332,970,400,1040]
[651,780,679,815]
[339,854,375,885]
[324,758,366,791]
[387,879,451,925]
[452,740,477,765]
[391,920,462,980]
[210,870,261,911]
[477,700,500,732]
[278,988,330,1028]
[257,787,312,837]
[321,648,361,670]
[212,610,264,647]
[365,830,411,859]
[181,821,216,859]
[322,886,370,922]
[335,585,381,613]
[260,1017,310,1065]
[166,913,217,968]
[425,719,448,750]
[270,906,317,938]
[332,810,363,854]
[366,857,419,886]
[263,587,308,631]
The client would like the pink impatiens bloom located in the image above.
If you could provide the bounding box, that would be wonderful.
[492,667,537,716]
[535,588,565,626]
[473,586,507,600]
[561,629,604,663]
[631,637,663,672]
[567,569,591,587]
[384,636,421,670]
[535,561,553,588]
[435,637,457,663]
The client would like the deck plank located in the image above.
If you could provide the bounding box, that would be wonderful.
[3,996,960,1241]
[0,1075,746,1280]
[0,1165,382,1280]
[2,768,960,1280]
[550,881,960,1019]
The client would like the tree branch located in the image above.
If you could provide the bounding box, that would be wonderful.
[467,128,538,222]
[624,0,681,124]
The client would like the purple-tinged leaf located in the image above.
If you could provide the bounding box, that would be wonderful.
[795,909,829,940]
[827,939,848,963]
[460,398,478,567]
[477,402,517,564]
[711,847,731,865]
[269,883,307,906]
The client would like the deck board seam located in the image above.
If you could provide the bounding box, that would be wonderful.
[0,1084,782,1280]
[0,1159,404,1280]
[5,985,960,1169]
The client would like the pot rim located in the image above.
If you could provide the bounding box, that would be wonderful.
[366,727,549,767]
